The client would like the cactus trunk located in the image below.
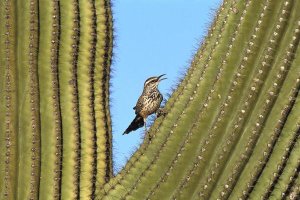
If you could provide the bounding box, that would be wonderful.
[0,0,113,199]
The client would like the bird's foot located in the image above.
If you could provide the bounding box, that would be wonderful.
[156,108,167,117]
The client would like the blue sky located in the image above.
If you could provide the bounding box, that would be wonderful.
[111,0,222,173]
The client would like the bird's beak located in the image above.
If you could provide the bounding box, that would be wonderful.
[157,74,167,82]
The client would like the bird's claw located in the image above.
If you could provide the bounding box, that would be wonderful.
[156,108,167,117]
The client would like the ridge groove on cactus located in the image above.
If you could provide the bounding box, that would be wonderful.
[0,0,18,199]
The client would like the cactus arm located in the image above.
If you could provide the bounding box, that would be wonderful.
[15,0,41,199]
[0,0,18,199]
[58,0,81,199]
[38,0,63,199]
[94,0,114,190]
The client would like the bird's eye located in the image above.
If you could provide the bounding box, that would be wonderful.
[147,80,154,84]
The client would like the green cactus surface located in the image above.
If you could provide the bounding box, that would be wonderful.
[98,0,300,199]
[0,0,299,199]
[0,0,113,199]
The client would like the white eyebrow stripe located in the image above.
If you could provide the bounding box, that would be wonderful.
[144,77,157,85]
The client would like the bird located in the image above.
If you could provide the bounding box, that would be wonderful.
[123,74,167,135]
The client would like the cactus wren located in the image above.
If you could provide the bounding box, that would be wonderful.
[123,74,166,134]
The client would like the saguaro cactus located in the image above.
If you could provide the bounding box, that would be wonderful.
[98,0,300,199]
[0,0,299,199]
[0,0,113,199]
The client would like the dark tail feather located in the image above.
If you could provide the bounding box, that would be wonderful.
[123,114,144,135]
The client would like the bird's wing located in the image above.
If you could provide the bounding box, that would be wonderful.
[134,95,144,115]
[159,93,163,104]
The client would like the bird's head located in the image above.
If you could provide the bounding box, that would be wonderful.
[144,74,167,89]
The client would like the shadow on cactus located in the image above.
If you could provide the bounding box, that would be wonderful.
[0,0,299,199]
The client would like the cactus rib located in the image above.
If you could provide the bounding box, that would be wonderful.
[77,0,98,198]
[94,0,114,190]
[0,0,18,199]
[16,0,41,199]
[58,0,81,199]
[38,0,63,199]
